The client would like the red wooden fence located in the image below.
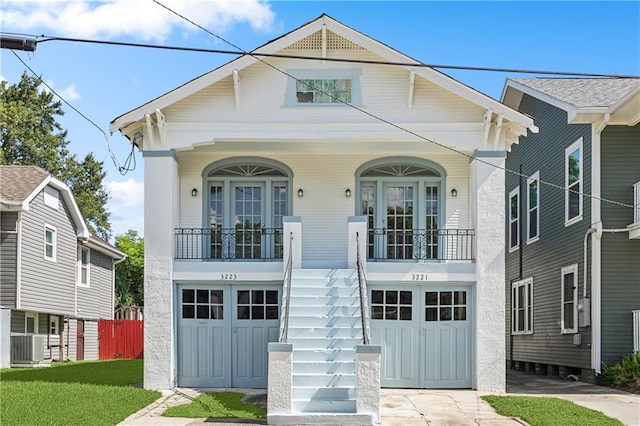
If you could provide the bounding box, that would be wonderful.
[98,320,143,360]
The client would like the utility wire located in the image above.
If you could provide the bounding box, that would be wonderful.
[28,33,639,79]
[9,50,136,175]
[151,0,636,210]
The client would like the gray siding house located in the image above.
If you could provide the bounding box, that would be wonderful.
[0,166,125,367]
[501,78,640,380]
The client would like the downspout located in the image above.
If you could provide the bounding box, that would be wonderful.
[591,113,609,374]
[16,212,22,309]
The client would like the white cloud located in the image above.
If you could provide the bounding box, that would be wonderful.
[107,178,144,236]
[41,79,81,102]
[1,0,276,42]
[0,75,6,83]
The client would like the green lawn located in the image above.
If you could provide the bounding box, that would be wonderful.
[482,395,623,426]
[0,360,160,426]
[163,392,266,419]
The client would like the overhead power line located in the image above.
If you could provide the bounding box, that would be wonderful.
[1,33,635,79]
[149,0,636,211]
[9,50,136,175]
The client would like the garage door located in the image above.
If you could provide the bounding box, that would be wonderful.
[177,284,281,388]
[370,284,472,388]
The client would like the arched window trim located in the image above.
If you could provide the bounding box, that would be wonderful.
[201,157,293,229]
[355,157,447,232]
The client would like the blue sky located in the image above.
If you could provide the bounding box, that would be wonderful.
[1,1,638,239]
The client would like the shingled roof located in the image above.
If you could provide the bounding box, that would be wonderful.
[0,165,49,202]
[511,78,640,109]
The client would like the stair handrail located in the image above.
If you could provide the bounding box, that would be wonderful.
[280,231,294,343]
[356,231,370,345]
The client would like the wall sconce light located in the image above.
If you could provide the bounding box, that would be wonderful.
[191,188,198,197]
[297,188,304,198]
[345,188,352,198]
[451,188,458,198]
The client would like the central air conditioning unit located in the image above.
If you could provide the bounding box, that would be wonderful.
[11,335,45,363]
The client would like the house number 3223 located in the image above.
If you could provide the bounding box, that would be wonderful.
[411,274,428,281]
[220,273,237,280]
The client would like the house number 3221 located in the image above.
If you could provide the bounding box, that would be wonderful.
[411,274,428,281]
[220,273,237,280]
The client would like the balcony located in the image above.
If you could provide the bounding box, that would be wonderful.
[175,228,283,261]
[367,228,475,261]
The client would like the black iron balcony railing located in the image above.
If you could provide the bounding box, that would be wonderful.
[175,228,283,260]
[367,228,475,261]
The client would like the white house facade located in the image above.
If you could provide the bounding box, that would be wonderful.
[111,15,535,424]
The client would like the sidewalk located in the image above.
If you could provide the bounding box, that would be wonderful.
[119,371,639,425]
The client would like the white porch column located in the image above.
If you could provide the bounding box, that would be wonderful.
[267,342,293,418]
[356,344,381,423]
[470,153,506,392]
[143,151,178,390]
[348,216,368,270]
[283,216,302,269]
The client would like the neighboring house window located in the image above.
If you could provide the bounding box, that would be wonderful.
[509,188,519,251]
[527,172,540,242]
[78,247,90,286]
[25,312,38,334]
[50,316,59,335]
[511,278,533,334]
[43,186,59,210]
[561,264,578,334]
[44,225,57,261]
[565,139,583,224]
[285,69,362,106]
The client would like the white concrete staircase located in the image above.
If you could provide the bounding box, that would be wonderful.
[277,268,372,424]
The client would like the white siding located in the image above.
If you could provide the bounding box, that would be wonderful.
[83,321,99,361]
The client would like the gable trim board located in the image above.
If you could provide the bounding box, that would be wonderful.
[110,15,536,146]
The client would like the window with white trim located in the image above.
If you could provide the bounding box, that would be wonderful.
[25,312,38,334]
[78,247,90,286]
[561,264,578,333]
[44,225,56,261]
[511,278,533,334]
[509,188,519,251]
[285,69,362,106]
[565,139,582,224]
[527,172,540,242]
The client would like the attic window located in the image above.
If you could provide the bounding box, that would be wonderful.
[296,79,351,104]
[285,69,362,107]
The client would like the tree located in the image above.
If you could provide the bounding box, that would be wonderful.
[0,72,111,238]
[114,230,144,309]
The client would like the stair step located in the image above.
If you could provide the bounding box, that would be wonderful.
[290,295,360,307]
[293,361,356,374]
[293,348,356,362]
[286,315,361,327]
[290,287,359,298]
[292,386,355,400]
[292,398,357,413]
[288,327,363,339]
[293,373,356,387]
[292,269,357,279]
[289,305,361,316]
[288,337,362,349]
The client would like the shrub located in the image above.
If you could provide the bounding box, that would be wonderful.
[600,351,640,391]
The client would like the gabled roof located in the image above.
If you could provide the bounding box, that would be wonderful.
[502,78,640,125]
[0,165,89,238]
[110,14,535,135]
[0,165,48,203]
